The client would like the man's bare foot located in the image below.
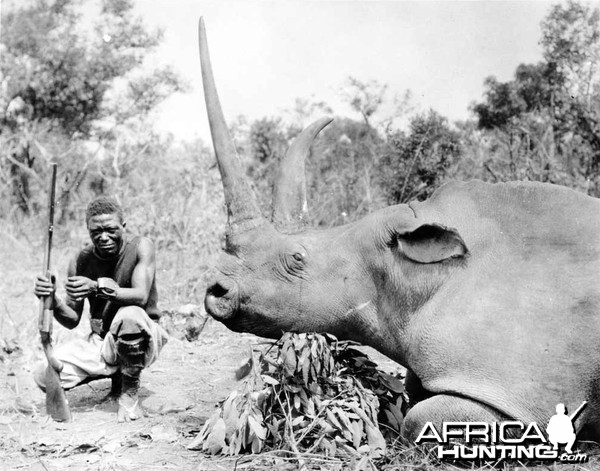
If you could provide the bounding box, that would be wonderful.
[117,365,143,422]
[117,393,143,422]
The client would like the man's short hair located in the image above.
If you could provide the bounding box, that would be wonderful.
[86,196,124,224]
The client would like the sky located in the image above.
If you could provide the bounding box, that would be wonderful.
[130,1,561,142]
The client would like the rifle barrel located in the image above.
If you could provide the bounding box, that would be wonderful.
[43,163,58,273]
[39,163,57,334]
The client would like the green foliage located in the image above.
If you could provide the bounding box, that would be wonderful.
[541,0,600,91]
[1,0,163,135]
[308,118,388,226]
[542,1,600,189]
[236,78,415,227]
[471,0,600,195]
[241,1,598,225]
[249,118,290,165]
[238,1,600,227]
[472,63,556,130]
[0,0,185,217]
[190,333,407,460]
[340,77,413,133]
[247,117,291,212]
[234,114,389,227]
[379,110,461,204]
[341,77,388,128]
[229,115,295,219]
[237,2,599,225]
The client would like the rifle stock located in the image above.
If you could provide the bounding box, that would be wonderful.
[38,163,71,422]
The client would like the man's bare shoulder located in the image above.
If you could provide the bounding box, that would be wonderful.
[135,236,156,259]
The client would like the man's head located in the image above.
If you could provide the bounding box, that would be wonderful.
[86,196,125,258]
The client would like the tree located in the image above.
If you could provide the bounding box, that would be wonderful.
[340,77,388,129]
[542,0,600,109]
[379,110,461,204]
[541,0,600,193]
[470,0,600,194]
[340,76,413,134]
[472,63,556,131]
[235,112,390,227]
[471,65,559,183]
[246,117,292,215]
[0,0,185,218]
[308,117,388,226]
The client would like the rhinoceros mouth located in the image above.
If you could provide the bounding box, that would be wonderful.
[204,278,287,338]
[217,308,290,340]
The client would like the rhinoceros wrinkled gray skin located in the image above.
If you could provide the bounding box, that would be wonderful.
[197,18,600,444]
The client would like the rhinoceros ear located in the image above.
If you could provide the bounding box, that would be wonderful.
[396,223,467,264]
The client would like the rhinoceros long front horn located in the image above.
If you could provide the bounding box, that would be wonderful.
[198,18,265,242]
[199,18,331,238]
[271,118,332,232]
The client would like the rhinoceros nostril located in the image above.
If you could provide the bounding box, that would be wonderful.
[207,281,229,298]
[205,280,237,321]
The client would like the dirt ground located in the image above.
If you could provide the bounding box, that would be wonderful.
[0,313,264,470]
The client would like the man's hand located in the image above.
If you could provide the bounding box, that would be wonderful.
[65,276,97,302]
[34,274,56,299]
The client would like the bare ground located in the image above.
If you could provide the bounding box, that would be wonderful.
[0,316,261,470]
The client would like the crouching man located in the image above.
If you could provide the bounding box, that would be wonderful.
[33,196,168,422]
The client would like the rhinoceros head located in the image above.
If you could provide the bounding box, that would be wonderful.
[199,19,467,355]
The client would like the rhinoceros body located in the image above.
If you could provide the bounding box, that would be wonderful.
[197,19,600,443]
[384,180,600,440]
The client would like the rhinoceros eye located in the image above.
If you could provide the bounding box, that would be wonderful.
[283,251,306,274]
[279,250,308,279]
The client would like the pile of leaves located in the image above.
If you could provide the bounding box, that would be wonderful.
[189,332,408,460]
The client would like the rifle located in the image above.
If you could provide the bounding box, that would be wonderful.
[39,163,71,422]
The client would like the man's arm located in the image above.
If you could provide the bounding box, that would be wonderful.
[98,237,156,306]
[34,256,84,329]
